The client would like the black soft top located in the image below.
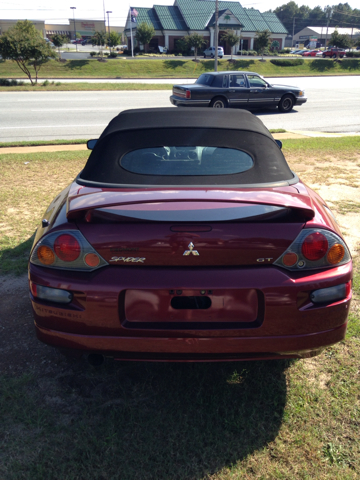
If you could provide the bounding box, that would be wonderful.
[78,108,296,188]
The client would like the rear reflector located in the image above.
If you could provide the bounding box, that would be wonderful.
[30,282,73,304]
[185,90,191,99]
[310,282,350,304]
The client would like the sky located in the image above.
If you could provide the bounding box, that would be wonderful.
[1,0,358,27]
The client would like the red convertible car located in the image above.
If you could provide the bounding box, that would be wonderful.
[29,108,352,364]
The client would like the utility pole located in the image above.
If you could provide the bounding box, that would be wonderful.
[292,17,296,48]
[325,8,333,48]
[214,0,219,72]
[106,11,112,50]
[70,7,77,52]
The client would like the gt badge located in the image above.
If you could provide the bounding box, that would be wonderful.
[183,242,199,256]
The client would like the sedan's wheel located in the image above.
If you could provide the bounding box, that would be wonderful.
[278,95,294,113]
[332,54,337,58]
[203,55,206,58]
[210,97,228,108]
[322,54,326,58]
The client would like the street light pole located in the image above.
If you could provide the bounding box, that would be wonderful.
[292,17,297,48]
[214,0,219,72]
[70,7,77,52]
[106,11,112,51]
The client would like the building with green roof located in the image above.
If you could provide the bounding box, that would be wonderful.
[125,0,287,54]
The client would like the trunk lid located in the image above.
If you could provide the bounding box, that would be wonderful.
[70,185,313,267]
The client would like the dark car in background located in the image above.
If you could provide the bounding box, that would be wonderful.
[29,108,352,364]
[170,71,307,112]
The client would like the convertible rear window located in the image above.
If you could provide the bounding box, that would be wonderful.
[120,146,254,176]
[195,74,214,86]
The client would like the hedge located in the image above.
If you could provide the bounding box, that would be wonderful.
[270,58,304,67]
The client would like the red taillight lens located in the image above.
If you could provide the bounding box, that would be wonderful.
[185,90,191,99]
[54,234,81,262]
[301,232,328,261]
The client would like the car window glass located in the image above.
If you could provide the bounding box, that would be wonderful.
[222,75,228,88]
[247,75,267,88]
[229,75,245,88]
[120,146,254,176]
[212,75,225,87]
[195,74,214,86]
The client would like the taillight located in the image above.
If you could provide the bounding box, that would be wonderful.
[274,228,351,271]
[30,230,107,271]
[54,234,81,262]
[301,232,328,261]
[185,90,191,99]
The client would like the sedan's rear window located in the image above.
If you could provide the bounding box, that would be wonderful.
[120,146,254,176]
[195,74,214,86]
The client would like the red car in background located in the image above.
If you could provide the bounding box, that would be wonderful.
[302,50,322,56]
[28,108,352,364]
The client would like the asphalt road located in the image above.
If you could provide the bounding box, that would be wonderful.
[1,76,359,142]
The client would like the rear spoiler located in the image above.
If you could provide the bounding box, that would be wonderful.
[66,184,315,221]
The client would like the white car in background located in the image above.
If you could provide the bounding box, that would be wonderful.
[203,46,224,59]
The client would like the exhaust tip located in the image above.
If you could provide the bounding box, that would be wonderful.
[87,353,105,367]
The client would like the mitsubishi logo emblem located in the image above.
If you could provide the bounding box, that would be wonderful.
[183,242,199,256]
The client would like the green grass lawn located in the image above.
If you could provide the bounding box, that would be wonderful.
[0,58,359,85]
[0,137,359,479]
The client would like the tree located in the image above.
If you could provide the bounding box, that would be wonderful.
[0,20,57,85]
[221,30,240,60]
[107,31,121,53]
[52,34,67,59]
[174,37,189,55]
[135,22,155,52]
[186,33,206,60]
[328,28,351,50]
[92,31,107,58]
[254,30,271,60]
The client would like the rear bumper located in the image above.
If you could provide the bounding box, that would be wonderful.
[35,321,347,361]
[170,96,210,107]
[29,261,352,361]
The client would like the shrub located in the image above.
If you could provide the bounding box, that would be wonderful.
[345,51,360,58]
[341,58,360,68]
[103,52,109,56]
[42,80,49,86]
[0,78,24,86]
[89,51,97,57]
[247,50,257,56]
[270,58,304,66]
[55,82,61,86]
[237,50,248,55]
[109,52,117,58]
[279,48,291,54]
[122,49,131,55]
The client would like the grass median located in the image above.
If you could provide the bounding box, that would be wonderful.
[0,136,359,479]
[0,58,360,89]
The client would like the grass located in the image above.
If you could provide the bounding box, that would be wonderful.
[0,82,174,92]
[0,139,88,148]
[0,58,359,83]
[0,137,359,479]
